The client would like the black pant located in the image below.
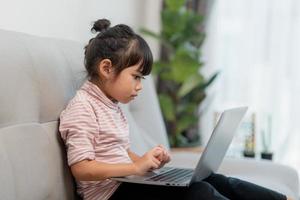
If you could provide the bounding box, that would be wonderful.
[109,173,287,200]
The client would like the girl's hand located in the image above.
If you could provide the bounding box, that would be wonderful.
[133,148,162,176]
[155,145,171,168]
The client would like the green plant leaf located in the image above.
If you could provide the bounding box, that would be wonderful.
[175,12,203,45]
[165,0,186,11]
[170,133,189,147]
[185,103,198,114]
[169,47,200,83]
[183,72,219,103]
[162,9,204,47]
[176,115,198,134]
[152,61,169,75]
[140,28,174,51]
[178,73,205,98]
[139,28,160,39]
[158,94,175,121]
[199,72,220,90]
[177,101,198,116]
[161,10,185,44]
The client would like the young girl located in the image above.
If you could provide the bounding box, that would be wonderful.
[59,19,291,200]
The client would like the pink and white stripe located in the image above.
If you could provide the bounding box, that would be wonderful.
[59,80,132,200]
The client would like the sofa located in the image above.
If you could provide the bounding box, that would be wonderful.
[0,29,298,200]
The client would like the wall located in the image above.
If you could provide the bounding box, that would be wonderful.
[0,0,161,58]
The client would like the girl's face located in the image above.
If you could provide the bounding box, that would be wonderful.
[104,63,144,104]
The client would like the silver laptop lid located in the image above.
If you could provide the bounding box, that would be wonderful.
[191,107,248,183]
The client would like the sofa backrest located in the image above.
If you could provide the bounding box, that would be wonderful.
[0,29,169,199]
[0,29,84,200]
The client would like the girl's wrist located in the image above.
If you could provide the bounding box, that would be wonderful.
[131,162,139,175]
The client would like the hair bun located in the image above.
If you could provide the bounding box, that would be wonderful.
[92,19,111,33]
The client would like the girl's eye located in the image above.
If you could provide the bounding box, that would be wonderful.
[134,75,145,80]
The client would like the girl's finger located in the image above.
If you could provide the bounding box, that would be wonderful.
[165,151,171,162]
[152,157,161,167]
[163,149,169,161]
[152,148,162,157]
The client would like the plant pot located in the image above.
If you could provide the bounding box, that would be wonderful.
[261,152,273,160]
[243,150,255,158]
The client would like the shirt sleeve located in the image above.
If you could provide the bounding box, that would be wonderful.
[59,100,99,166]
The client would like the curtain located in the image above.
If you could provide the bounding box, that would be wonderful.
[201,0,300,174]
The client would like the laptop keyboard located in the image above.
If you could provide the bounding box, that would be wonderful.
[145,168,194,183]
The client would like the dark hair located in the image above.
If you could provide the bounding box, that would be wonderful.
[84,19,153,80]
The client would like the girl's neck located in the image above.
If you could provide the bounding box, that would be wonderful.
[90,78,118,103]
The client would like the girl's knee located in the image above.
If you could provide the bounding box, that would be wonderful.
[204,173,230,186]
[187,181,229,200]
[189,181,215,192]
[208,173,228,180]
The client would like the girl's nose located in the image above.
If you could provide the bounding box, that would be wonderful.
[136,81,143,91]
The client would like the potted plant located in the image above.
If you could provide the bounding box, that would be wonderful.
[260,115,273,160]
[141,0,218,147]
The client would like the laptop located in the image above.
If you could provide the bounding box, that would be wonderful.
[112,107,248,187]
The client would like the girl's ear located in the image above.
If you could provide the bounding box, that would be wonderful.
[98,59,114,79]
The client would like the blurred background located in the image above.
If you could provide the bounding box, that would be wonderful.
[0,0,299,186]
[201,0,300,179]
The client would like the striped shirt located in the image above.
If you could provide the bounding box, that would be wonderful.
[59,80,132,200]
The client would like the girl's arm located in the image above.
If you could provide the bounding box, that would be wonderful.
[127,149,141,162]
[71,160,137,181]
[71,148,162,181]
